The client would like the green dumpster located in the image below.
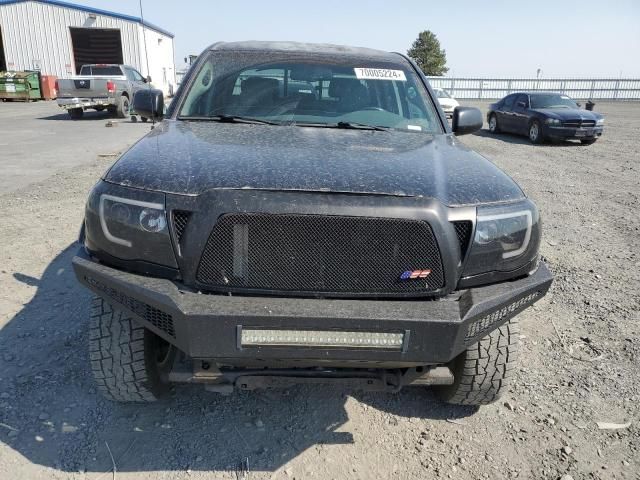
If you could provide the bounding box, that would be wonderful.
[0,71,42,101]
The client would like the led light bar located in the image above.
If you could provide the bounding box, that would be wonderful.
[240,328,405,350]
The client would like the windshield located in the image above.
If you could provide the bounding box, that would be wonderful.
[530,94,578,109]
[178,52,442,133]
[435,89,450,99]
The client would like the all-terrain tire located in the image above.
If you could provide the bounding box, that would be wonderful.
[115,95,130,119]
[435,318,519,405]
[89,296,175,402]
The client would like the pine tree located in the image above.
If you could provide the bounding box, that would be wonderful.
[407,31,449,76]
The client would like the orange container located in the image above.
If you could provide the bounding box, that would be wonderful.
[40,75,58,100]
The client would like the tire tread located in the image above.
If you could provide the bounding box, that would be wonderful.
[89,296,159,402]
[436,318,519,405]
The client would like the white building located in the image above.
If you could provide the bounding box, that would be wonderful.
[0,0,176,95]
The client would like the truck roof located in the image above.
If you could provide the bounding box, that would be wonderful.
[207,41,403,62]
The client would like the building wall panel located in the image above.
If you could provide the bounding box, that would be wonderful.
[138,23,175,96]
[0,0,174,89]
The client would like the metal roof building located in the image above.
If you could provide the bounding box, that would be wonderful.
[0,0,176,95]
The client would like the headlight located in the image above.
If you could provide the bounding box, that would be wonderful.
[596,118,604,125]
[84,181,177,269]
[545,118,561,126]
[100,194,167,247]
[462,200,541,278]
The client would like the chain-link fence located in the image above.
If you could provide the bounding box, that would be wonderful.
[426,77,640,100]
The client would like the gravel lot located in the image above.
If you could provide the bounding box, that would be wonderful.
[0,101,149,195]
[0,100,638,480]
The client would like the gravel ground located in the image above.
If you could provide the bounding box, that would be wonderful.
[0,101,149,195]
[0,101,638,480]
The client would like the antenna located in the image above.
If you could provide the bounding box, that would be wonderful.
[139,0,155,127]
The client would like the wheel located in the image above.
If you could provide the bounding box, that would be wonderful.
[89,296,176,402]
[116,95,130,119]
[580,138,597,145]
[68,108,83,120]
[488,113,500,133]
[528,120,543,144]
[434,318,519,405]
[140,116,149,123]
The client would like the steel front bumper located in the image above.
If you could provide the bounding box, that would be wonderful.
[72,251,552,366]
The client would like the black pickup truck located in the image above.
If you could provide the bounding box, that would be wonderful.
[73,41,552,406]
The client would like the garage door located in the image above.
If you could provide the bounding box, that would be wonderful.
[70,28,123,74]
[0,26,6,72]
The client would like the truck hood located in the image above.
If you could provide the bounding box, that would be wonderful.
[105,120,525,207]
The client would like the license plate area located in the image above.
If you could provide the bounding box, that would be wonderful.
[574,129,592,137]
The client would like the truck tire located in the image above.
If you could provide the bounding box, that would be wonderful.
[69,108,83,120]
[89,296,176,402]
[435,318,518,406]
[116,95,130,119]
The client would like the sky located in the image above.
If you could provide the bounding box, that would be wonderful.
[76,0,640,77]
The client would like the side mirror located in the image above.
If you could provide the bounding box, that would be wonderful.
[452,106,482,135]
[146,75,152,83]
[133,88,164,120]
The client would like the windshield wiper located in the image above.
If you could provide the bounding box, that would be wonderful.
[294,121,390,131]
[179,114,281,125]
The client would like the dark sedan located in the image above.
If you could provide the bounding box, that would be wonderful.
[487,92,604,144]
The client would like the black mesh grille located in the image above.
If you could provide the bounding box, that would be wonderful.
[452,221,473,257]
[172,211,191,243]
[196,213,445,297]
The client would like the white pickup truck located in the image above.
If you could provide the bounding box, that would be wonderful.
[56,64,150,120]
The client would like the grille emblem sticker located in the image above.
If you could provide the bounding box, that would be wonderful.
[400,269,431,280]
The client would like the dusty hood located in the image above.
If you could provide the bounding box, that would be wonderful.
[105,120,525,207]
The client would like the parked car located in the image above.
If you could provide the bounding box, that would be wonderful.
[73,41,552,406]
[434,88,459,117]
[487,92,604,144]
[56,64,150,120]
